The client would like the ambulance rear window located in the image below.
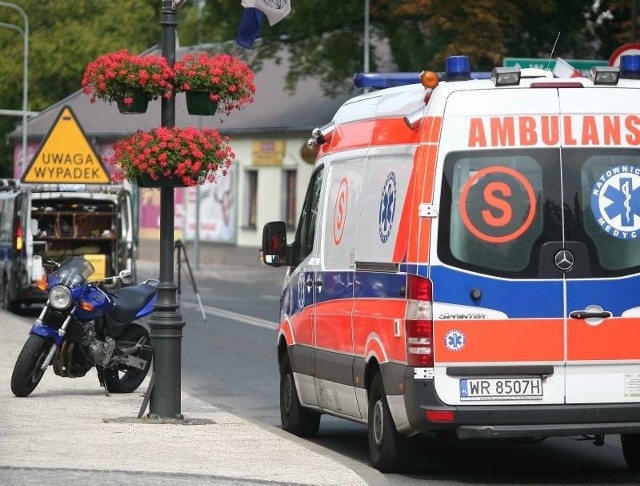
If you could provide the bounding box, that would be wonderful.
[439,148,640,279]
[563,148,640,275]
[438,149,556,278]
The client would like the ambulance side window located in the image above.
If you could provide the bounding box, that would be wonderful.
[292,167,324,267]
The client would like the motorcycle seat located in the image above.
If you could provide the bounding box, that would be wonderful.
[110,283,157,323]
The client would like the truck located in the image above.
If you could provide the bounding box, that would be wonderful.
[0,180,136,313]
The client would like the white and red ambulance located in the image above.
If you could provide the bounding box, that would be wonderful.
[262,55,640,472]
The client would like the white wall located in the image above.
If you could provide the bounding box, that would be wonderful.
[235,135,315,248]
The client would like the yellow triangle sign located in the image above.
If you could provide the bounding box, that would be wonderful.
[21,105,110,184]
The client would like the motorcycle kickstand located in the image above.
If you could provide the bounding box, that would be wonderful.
[97,367,110,396]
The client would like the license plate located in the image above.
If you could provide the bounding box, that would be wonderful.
[459,377,543,401]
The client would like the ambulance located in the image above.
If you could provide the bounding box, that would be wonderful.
[262,55,640,472]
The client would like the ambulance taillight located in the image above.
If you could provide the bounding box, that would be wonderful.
[405,275,433,367]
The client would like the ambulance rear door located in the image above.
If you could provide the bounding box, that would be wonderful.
[559,88,640,404]
[431,88,566,406]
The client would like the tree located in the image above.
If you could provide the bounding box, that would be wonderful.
[0,0,636,177]
[0,0,161,176]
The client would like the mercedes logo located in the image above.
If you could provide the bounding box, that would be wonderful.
[554,249,575,271]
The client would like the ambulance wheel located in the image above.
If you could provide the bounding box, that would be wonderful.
[280,352,320,437]
[622,434,640,471]
[368,371,417,473]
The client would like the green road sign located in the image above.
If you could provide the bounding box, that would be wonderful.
[503,58,608,77]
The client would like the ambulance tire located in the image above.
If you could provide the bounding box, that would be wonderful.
[368,371,417,473]
[280,352,320,437]
[621,433,640,471]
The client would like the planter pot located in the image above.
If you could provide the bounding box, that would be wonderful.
[185,91,219,116]
[116,88,149,114]
[136,174,189,188]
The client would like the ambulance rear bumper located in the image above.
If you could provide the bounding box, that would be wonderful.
[403,369,640,439]
[456,422,640,439]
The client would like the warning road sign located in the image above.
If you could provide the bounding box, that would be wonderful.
[21,106,110,184]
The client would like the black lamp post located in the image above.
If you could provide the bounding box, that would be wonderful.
[147,0,187,420]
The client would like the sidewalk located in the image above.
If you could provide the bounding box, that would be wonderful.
[0,258,383,485]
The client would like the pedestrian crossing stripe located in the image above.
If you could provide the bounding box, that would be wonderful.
[21,105,110,184]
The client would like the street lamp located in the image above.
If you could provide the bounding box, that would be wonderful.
[147,0,189,420]
[0,1,29,177]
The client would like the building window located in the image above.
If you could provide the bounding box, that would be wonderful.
[245,170,258,228]
[284,169,297,228]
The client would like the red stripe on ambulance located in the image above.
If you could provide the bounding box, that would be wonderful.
[435,319,565,363]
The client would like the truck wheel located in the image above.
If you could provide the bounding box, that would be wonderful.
[367,371,417,473]
[2,276,20,313]
[622,434,640,471]
[280,352,320,437]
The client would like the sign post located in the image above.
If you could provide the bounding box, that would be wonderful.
[503,58,608,77]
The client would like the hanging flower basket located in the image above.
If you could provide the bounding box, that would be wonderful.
[82,49,173,112]
[185,90,219,116]
[115,87,150,114]
[174,52,256,116]
[108,126,235,187]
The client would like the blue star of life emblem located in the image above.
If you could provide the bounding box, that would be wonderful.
[378,172,397,243]
[444,329,465,351]
[591,165,640,240]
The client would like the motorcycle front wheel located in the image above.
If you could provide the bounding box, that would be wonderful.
[102,323,152,393]
[11,334,52,397]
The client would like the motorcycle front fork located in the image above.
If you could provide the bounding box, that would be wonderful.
[38,303,77,372]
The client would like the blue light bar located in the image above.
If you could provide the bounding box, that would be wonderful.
[620,55,640,79]
[353,72,421,89]
[446,56,471,81]
[353,71,491,90]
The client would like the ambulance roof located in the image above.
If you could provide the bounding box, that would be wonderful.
[306,55,640,153]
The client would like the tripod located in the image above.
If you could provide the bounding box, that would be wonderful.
[174,239,206,321]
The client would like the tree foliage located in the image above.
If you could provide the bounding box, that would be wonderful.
[0,0,637,176]
[0,0,160,176]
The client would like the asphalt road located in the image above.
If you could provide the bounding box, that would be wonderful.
[10,263,640,485]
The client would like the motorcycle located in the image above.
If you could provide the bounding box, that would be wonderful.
[10,255,156,397]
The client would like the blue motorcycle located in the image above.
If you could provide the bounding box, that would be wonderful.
[11,255,156,397]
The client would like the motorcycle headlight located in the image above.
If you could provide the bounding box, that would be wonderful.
[49,285,72,310]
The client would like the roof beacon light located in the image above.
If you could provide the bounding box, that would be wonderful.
[353,72,421,89]
[445,55,471,81]
[591,65,620,85]
[620,55,640,80]
[420,70,439,89]
[491,66,521,86]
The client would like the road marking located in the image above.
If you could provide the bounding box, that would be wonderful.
[180,301,278,330]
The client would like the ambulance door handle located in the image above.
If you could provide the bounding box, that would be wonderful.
[305,276,314,293]
[314,276,323,293]
[569,310,611,319]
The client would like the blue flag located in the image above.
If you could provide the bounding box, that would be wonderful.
[236,7,265,49]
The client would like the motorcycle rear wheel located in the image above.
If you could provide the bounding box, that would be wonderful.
[11,334,51,397]
[102,324,152,393]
